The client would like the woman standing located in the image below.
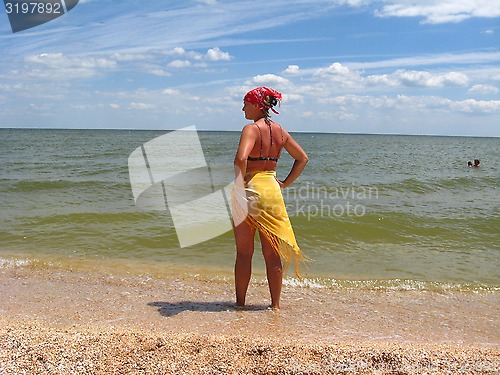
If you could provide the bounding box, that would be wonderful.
[233,86,308,309]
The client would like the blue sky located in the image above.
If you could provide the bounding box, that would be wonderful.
[1,0,499,136]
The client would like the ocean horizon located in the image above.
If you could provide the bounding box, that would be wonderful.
[1,126,499,138]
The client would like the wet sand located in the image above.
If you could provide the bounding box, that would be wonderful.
[1,266,499,374]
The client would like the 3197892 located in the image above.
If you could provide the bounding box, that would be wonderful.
[5,2,62,14]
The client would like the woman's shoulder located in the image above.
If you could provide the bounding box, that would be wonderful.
[273,121,290,138]
[240,123,260,140]
[242,122,259,132]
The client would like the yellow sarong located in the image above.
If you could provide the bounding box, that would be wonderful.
[232,170,306,277]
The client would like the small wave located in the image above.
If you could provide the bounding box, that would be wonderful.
[390,178,437,194]
[0,257,32,268]
[384,175,498,196]
[283,277,499,292]
[1,179,131,193]
[283,277,327,289]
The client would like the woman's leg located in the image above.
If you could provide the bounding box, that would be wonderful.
[234,220,256,307]
[260,232,283,309]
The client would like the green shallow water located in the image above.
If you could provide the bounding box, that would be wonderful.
[0,129,498,290]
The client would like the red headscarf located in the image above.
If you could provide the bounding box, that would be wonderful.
[244,86,282,114]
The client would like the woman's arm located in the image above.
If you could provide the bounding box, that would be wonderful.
[278,132,309,189]
[234,124,258,182]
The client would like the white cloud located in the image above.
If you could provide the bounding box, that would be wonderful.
[375,0,500,24]
[312,62,470,90]
[26,53,115,69]
[336,0,372,6]
[25,53,116,79]
[468,84,499,95]
[29,103,53,111]
[168,60,192,68]
[147,69,171,77]
[314,63,364,89]
[283,65,301,75]
[365,74,398,87]
[162,89,181,96]
[316,95,500,121]
[251,74,291,86]
[316,62,353,76]
[452,99,500,113]
[322,94,500,115]
[335,110,359,121]
[72,104,106,111]
[390,70,469,87]
[0,83,25,92]
[166,47,187,56]
[162,47,203,61]
[111,53,149,61]
[205,47,231,61]
[128,102,155,110]
[283,93,304,104]
[323,95,395,109]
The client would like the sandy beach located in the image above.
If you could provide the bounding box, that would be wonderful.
[1,266,499,374]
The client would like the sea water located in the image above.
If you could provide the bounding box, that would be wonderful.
[0,129,498,291]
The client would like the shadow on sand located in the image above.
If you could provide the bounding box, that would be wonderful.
[148,301,271,317]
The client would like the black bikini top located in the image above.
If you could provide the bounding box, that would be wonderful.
[247,119,284,162]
